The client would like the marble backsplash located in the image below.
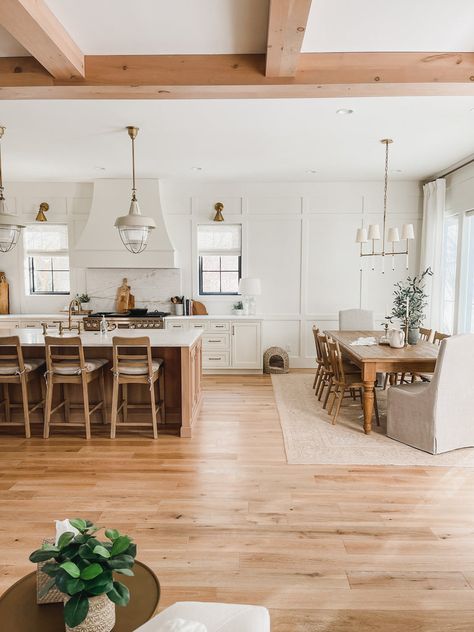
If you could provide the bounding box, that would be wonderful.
[85,268,181,313]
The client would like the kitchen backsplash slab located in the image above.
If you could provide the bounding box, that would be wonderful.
[86,268,180,312]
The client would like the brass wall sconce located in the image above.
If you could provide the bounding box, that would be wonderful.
[213,202,224,222]
[35,202,49,222]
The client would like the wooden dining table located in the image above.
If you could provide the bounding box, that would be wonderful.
[324,330,439,434]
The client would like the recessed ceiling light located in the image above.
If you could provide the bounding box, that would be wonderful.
[336,108,354,115]
[392,169,403,173]
[94,166,106,171]
[191,166,203,171]
[307,169,317,174]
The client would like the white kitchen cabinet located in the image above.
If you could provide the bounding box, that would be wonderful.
[0,320,19,329]
[231,322,262,369]
[166,317,262,373]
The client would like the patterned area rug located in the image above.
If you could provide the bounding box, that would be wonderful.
[271,373,474,467]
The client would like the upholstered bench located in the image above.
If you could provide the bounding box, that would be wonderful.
[134,601,271,632]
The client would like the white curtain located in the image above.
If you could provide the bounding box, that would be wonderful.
[420,178,446,330]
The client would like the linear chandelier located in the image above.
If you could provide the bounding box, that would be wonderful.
[355,139,415,273]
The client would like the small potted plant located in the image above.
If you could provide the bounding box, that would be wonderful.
[232,301,245,316]
[29,519,136,631]
[390,268,432,344]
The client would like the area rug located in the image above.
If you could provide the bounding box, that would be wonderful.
[271,373,474,467]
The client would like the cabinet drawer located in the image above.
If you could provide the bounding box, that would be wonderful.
[20,321,42,328]
[209,321,229,332]
[203,352,230,368]
[190,321,207,331]
[168,322,186,330]
[203,333,229,350]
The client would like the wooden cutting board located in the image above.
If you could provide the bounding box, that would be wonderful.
[192,300,208,315]
[0,272,9,314]
[116,278,131,313]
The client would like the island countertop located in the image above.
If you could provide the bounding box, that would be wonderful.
[1,328,202,348]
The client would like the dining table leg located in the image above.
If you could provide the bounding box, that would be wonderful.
[362,364,376,434]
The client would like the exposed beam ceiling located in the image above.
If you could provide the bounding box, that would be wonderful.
[0,0,84,79]
[266,0,312,77]
[1,52,474,99]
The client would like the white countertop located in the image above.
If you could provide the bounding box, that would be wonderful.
[0,313,82,320]
[1,328,202,348]
[165,315,262,320]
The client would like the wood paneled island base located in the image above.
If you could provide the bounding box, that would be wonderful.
[0,329,203,438]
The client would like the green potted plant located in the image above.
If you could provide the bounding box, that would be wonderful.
[390,268,432,344]
[232,300,245,316]
[29,519,136,631]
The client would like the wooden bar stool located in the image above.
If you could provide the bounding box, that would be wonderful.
[0,335,45,438]
[43,336,109,440]
[111,336,165,439]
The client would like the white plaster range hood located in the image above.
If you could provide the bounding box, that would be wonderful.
[71,179,178,268]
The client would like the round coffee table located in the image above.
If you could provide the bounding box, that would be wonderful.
[0,560,160,631]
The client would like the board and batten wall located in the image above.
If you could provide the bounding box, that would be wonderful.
[161,180,422,367]
[1,180,422,367]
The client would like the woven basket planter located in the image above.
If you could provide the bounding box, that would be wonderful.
[36,538,63,604]
[263,346,289,374]
[64,594,116,632]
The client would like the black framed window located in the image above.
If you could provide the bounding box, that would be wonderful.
[28,255,70,295]
[199,255,241,295]
[24,224,70,296]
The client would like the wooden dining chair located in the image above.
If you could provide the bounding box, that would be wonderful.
[433,331,450,345]
[384,327,434,389]
[0,336,44,438]
[43,336,109,439]
[111,336,165,439]
[411,331,450,383]
[326,339,379,427]
[312,327,324,390]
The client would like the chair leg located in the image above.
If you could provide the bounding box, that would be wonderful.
[43,378,54,439]
[158,368,166,423]
[20,376,31,439]
[149,382,158,440]
[99,369,107,424]
[317,373,327,401]
[110,377,119,439]
[122,383,128,423]
[322,377,333,409]
[328,384,339,415]
[332,387,344,425]
[312,366,320,389]
[81,377,91,440]
[63,383,70,422]
[3,383,10,423]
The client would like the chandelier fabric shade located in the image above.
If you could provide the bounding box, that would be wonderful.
[0,128,25,253]
[114,126,156,254]
[355,139,415,272]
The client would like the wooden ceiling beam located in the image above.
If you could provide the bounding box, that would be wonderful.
[0,0,84,79]
[1,52,474,99]
[266,0,313,77]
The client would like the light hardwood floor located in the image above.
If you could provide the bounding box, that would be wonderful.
[1,374,474,631]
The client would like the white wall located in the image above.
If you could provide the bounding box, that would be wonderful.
[161,180,423,367]
[3,179,422,366]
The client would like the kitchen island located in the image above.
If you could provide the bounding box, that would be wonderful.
[3,328,202,438]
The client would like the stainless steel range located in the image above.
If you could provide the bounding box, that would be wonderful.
[83,311,170,331]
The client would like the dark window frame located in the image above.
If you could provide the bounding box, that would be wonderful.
[198,255,241,296]
[28,255,70,296]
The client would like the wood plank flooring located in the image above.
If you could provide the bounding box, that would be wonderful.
[1,374,474,631]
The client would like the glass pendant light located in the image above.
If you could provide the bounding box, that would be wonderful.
[0,127,25,253]
[114,126,156,254]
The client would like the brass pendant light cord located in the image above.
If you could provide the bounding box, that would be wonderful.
[382,139,390,254]
[0,128,4,201]
[131,132,136,201]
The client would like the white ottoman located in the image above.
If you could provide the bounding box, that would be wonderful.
[134,601,270,632]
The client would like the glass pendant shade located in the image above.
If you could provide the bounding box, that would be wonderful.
[115,198,156,254]
[114,126,156,254]
[0,127,24,253]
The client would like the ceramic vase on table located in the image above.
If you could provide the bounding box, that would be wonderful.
[408,327,420,345]
[64,594,115,632]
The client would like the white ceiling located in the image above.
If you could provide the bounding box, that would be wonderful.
[0,25,28,56]
[43,0,270,55]
[303,0,474,52]
[2,0,474,57]
[1,97,474,182]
